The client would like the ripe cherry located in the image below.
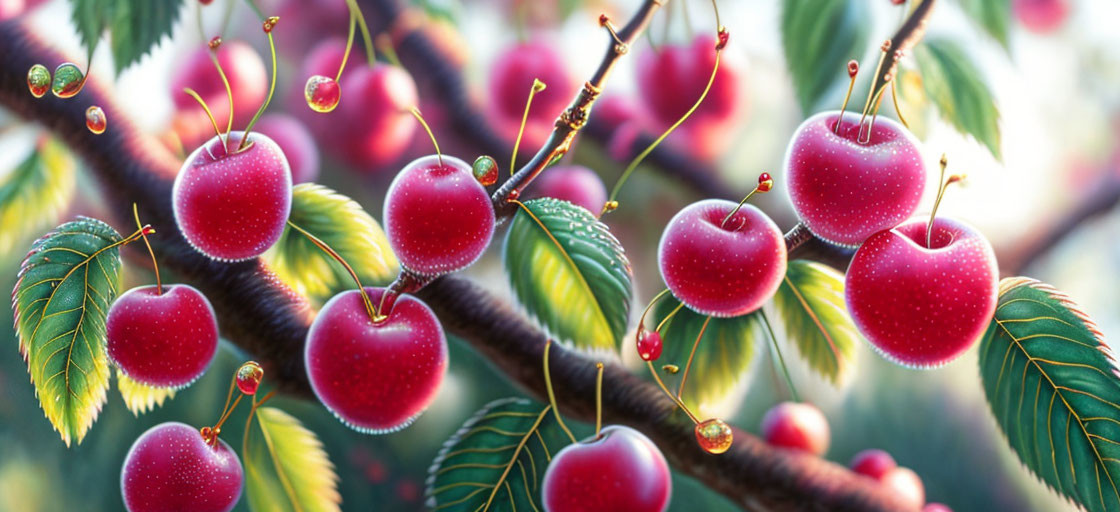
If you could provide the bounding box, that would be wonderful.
[1013,0,1070,33]
[760,402,830,456]
[542,425,671,512]
[526,165,608,214]
[882,466,925,510]
[658,199,786,317]
[849,449,897,480]
[305,287,448,433]
[235,361,263,395]
[489,40,576,151]
[383,154,495,276]
[636,330,663,362]
[254,114,319,183]
[170,41,266,148]
[107,284,219,388]
[784,111,926,247]
[845,217,998,367]
[120,422,243,512]
[172,131,293,261]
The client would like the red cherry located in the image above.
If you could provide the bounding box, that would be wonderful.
[121,422,243,512]
[305,287,448,433]
[272,0,349,56]
[923,503,953,512]
[383,155,495,275]
[757,172,773,192]
[107,284,219,388]
[526,165,607,214]
[845,217,998,367]
[881,467,925,510]
[1013,0,1070,33]
[171,41,266,148]
[784,111,926,247]
[658,199,786,317]
[849,449,897,480]
[489,40,577,150]
[173,131,292,261]
[760,402,830,456]
[254,114,320,183]
[235,361,263,395]
[303,75,341,113]
[542,425,671,512]
[636,330,663,362]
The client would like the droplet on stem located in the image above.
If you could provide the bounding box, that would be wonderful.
[236,361,264,395]
[757,172,773,193]
[695,418,733,454]
[472,155,498,186]
[27,64,50,98]
[304,75,341,113]
[637,330,663,361]
[85,106,107,134]
[51,62,85,99]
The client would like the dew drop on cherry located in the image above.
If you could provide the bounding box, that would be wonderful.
[695,418,733,454]
[757,172,773,192]
[27,64,50,98]
[472,155,498,186]
[86,106,106,134]
[236,361,264,395]
[51,62,84,98]
[637,330,662,361]
[304,75,340,113]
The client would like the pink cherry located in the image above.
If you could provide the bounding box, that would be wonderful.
[107,284,218,388]
[526,165,608,214]
[542,425,671,512]
[489,40,577,151]
[849,449,898,481]
[637,330,663,362]
[121,422,243,512]
[760,402,831,456]
[170,41,266,149]
[1013,0,1070,33]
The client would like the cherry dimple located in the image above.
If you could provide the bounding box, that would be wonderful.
[120,422,243,512]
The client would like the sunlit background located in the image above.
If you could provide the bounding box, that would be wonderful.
[1,0,1118,510]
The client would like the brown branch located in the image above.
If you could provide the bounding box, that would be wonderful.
[868,0,937,103]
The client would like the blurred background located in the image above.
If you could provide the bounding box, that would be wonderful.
[1,0,1118,510]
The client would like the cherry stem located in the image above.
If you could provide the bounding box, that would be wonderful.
[926,153,950,249]
[645,361,700,424]
[241,389,277,463]
[511,79,547,176]
[637,288,672,334]
[858,41,891,130]
[858,83,888,144]
[594,362,604,440]
[376,33,402,68]
[835,66,858,135]
[107,225,157,255]
[207,42,235,151]
[654,301,685,334]
[676,315,711,401]
[182,87,224,146]
[409,107,443,167]
[336,11,357,82]
[343,0,376,67]
[720,186,762,229]
[131,203,162,295]
[543,340,578,444]
[239,24,277,151]
[286,220,382,323]
[890,79,909,129]
[760,310,799,403]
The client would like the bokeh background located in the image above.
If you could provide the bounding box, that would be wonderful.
[1,0,1119,510]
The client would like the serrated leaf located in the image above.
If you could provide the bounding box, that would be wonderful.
[772,260,858,384]
[245,407,341,512]
[12,217,123,446]
[650,295,760,413]
[262,183,398,304]
[425,398,573,511]
[957,0,1011,49]
[68,0,183,74]
[0,138,76,256]
[914,39,1002,160]
[116,371,175,415]
[503,198,632,353]
[781,0,870,113]
[979,277,1120,512]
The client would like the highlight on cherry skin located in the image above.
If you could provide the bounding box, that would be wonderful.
[882,466,926,510]
[305,287,448,433]
[784,110,926,247]
[849,448,898,481]
[120,422,243,512]
[172,130,293,261]
[542,425,672,512]
[760,402,831,456]
[845,216,999,368]
[383,154,496,276]
[107,284,219,388]
[525,164,608,215]
[657,198,786,317]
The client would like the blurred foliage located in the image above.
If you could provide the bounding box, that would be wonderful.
[780,0,870,113]
[68,0,183,74]
[956,0,1012,49]
[914,39,1003,160]
[0,137,75,257]
[772,260,859,385]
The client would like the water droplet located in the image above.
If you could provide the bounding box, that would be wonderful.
[472,155,498,186]
[304,75,340,113]
[695,418,733,454]
[51,62,85,98]
[263,16,279,32]
[637,330,662,361]
[236,361,264,394]
[27,64,50,98]
[85,106,106,134]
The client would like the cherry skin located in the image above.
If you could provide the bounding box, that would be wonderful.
[849,449,897,481]
[760,402,830,456]
[881,467,925,510]
[254,114,320,183]
[489,40,576,151]
[173,131,292,261]
[170,41,266,148]
[784,111,926,247]
[845,217,999,367]
[637,330,663,362]
[305,287,448,433]
[1013,0,1069,33]
[120,422,243,512]
[657,199,786,317]
[542,425,671,512]
[526,165,607,214]
[383,155,496,276]
[107,284,219,388]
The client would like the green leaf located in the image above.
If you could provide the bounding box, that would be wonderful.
[503,198,632,353]
[261,183,398,304]
[781,0,870,113]
[650,296,760,413]
[116,371,175,416]
[979,277,1120,512]
[772,260,858,384]
[0,138,76,257]
[425,398,574,511]
[914,39,1002,160]
[956,0,1011,49]
[69,0,183,74]
[12,217,123,446]
[245,407,341,512]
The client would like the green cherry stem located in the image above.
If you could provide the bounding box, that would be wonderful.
[206,37,235,149]
[286,220,383,323]
[675,315,712,401]
[182,87,225,145]
[645,361,700,424]
[239,17,279,151]
[543,340,579,444]
[926,154,964,248]
[343,0,377,67]
[511,79,547,176]
[410,107,444,167]
[376,33,403,68]
[760,309,799,403]
[336,12,357,82]
[594,362,604,440]
[132,203,162,295]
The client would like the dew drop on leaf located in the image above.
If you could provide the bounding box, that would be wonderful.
[51,63,85,98]
[304,75,340,113]
[27,64,50,98]
[85,106,106,134]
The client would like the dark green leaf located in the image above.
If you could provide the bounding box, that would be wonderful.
[244,407,341,512]
[772,260,858,384]
[68,0,183,74]
[0,138,76,256]
[781,0,870,113]
[957,0,1011,49]
[13,217,123,446]
[503,198,632,353]
[914,38,1002,160]
[425,398,573,511]
[979,277,1120,512]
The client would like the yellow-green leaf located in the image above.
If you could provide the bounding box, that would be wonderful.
[781,0,870,113]
[116,371,175,415]
[245,407,341,512]
[914,38,1002,160]
[772,260,858,384]
[0,137,76,257]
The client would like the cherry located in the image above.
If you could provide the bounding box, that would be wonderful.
[0,0,47,20]
[526,165,608,214]
[235,361,263,395]
[542,425,671,512]
[107,284,219,388]
[845,217,998,367]
[172,131,293,261]
[923,504,953,512]
[383,154,495,276]
[849,449,897,480]
[760,402,830,456]
[170,41,266,148]
[636,330,663,362]
[1013,0,1070,33]
[881,466,925,510]
[120,422,242,512]
[636,33,747,161]
[254,114,319,183]
[657,199,786,317]
[305,287,448,433]
[784,111,926,247]
[489,40,576,151]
